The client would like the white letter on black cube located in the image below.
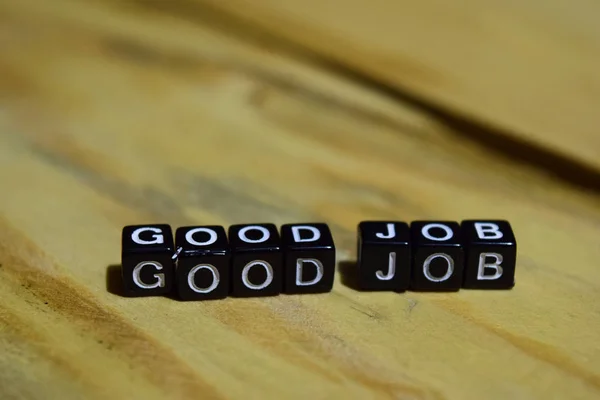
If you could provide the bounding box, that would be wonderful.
[175,226,231,300]
[461,220,516,289]
[121,224,175,297]
[281,223,336,294]
[410,221,464,291]
[229,224,283,297]
[357,221,411,292]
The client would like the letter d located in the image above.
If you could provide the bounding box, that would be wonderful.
[296,258,324,286]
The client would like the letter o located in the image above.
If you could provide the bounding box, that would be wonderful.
[188,264,220,293]
[423,253,454,282]
[185,228,218,247]
[421,223,453,241]
[238,226,270,244]
[241,261,273,290]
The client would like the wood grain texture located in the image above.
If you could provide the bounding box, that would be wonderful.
[1,1,600,399]
[190,0,600,171]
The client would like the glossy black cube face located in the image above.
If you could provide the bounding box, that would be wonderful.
[461,220,516,289]
[357,221,411,292]
[410,221,464,291]
[175,226,231,301]
[121,224,175,297]
[281,223,336,294]
[229,224,283,297]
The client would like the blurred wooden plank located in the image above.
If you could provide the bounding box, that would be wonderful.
[189,0,600,171]
[1,1,600,399]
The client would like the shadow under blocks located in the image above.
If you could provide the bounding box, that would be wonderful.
[106,264,125,296]
[110,220,516,299]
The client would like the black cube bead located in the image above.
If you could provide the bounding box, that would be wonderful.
[121,224,175,297]
[410,221,464,291]
[175,226,231,301]
[357,221,411,292]
[461,220,517,289]
[281,223,336,294]
[229,223,283,297]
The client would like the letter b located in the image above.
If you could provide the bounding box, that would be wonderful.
[461,220,517,289]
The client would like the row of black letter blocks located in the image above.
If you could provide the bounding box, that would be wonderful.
[121,220,516,300]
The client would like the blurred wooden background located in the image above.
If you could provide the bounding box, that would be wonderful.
[1,1,599,399]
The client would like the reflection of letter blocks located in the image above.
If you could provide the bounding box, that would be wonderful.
[410,221,464,291]
[357,221,411,292]
[461,220,516,289]
[175,226,231,301]
[121,224,175,297]
[229,224,283,297]
[281,223,336,294]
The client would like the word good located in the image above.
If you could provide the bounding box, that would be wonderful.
[121,223,335,300]
[120,220,517,300]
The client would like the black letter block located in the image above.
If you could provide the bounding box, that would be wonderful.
[461,220,516,289]
[121,224,175,297]
[175,226,231,301]
[281,223,336,294]
[357,221,411,292]
[410,221,464,291]
[229,223,283,297]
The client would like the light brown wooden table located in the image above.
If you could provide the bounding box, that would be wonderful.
[1,1,599,399]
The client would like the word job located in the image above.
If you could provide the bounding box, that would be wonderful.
[121,220,516,300]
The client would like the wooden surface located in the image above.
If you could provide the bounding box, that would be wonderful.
[1,1,600,399]
[196,0,600,171]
